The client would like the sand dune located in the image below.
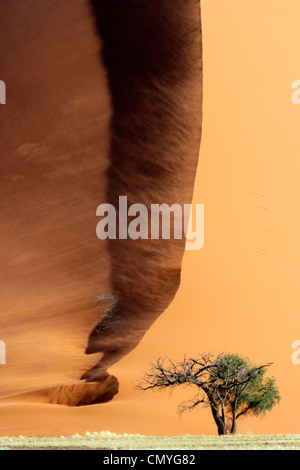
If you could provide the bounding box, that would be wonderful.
[0,0,202,429]
[82,0,203,380]
[2,0,300,438]
[0,0,113,406]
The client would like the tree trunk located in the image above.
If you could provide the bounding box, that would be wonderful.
[210,404,227,435]
[230,401,237,434]
[230,418,237,434]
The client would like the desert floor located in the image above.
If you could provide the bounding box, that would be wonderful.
[1,432,300,450]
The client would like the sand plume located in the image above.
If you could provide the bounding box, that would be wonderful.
[82,0,203,381]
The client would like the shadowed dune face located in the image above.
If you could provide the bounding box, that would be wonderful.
[83,0,203,380]
[0,0,202,403]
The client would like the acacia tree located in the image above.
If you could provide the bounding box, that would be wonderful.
[137,353,280,435]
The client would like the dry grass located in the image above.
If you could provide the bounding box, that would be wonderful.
[1,431,300,450]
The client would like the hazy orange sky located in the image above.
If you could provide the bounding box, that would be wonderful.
[1,0,300,437]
